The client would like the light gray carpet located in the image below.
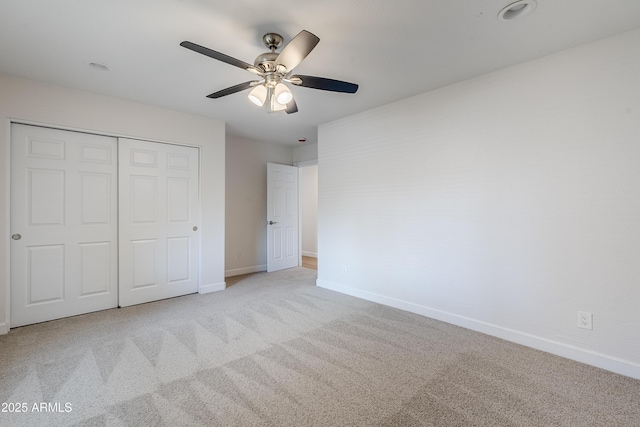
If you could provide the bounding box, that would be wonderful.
[1,267,639,426]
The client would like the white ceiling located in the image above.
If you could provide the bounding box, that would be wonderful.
[1,0,640,146]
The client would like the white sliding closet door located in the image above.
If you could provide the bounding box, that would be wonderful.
[10,124,118,327]
[118,138,200,307]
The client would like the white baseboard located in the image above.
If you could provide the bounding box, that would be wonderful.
[316,279,640,380]
[301,251,318,258]
[199,282,226,294]
[225,265,267,277]
[0,322,8,335]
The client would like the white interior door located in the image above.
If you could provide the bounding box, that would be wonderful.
[10,124,118,327]
[267,163,298,272]
[118,138,200,307]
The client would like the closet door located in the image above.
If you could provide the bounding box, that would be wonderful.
[10,124,118,327]
[118,138,200,307]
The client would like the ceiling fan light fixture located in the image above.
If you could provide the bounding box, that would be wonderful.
[274,83,293,105]
[181,29,358,114]
[248,84,267,106]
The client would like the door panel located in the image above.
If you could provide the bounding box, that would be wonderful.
[79,242,112,295]
[29,169,65,225]
[10,124,118,327]
[130,175,157,223]
[119,138,200,307]
[80,173,112,224]
[131,239,156,288]
[27,245,64,303]
[167,178,190,221]
[267,163,299,272]
[167,237,190,282]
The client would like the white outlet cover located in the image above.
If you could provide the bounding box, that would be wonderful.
[577,311,593,330]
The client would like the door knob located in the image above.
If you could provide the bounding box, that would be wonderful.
[268,221,278,225]
[12,234,21,240]
[193,226,198,231]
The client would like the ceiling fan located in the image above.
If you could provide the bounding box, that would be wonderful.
[180,30,358,114]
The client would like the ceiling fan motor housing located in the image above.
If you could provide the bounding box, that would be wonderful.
[255,33,287,73]
[254,51,278,72]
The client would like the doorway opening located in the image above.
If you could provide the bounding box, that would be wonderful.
[298,163,318,271]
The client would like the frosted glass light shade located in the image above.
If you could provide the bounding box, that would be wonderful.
[274,83,293,105]
[248,85,267,106]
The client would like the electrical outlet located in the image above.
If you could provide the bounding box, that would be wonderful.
[577,311,593,330]
[237,252,244,260]
[341,265,347,274]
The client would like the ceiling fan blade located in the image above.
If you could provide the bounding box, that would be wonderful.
[285,98,298,114]
[289,75,359,93]
[181,41,257,72]
[206,81,260,99]
[275,30,320,73]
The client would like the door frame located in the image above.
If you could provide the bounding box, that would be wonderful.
[295,159,318,268]
[5,119,204,329]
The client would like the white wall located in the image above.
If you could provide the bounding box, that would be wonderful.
[225,135,293,276]
[0,73,226,333]
[300,165,318,258]
[293,142,318,164]
[317,29,640,379]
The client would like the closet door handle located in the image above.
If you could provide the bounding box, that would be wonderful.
[12,234,22,240]
[268,221,278,225]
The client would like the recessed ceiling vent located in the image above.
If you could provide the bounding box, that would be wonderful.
[498,0,537,21]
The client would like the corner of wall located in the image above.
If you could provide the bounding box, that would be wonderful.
[199,282,226,294]
[293,142,318,164]
[225,265,267,277]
